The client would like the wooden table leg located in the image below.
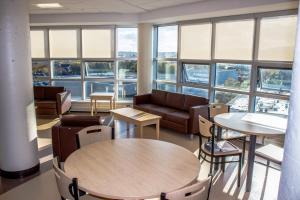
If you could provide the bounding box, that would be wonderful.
[113,98,116,109]
[94,100,97,115]
[90,98,93,116]
[156,120,160,140]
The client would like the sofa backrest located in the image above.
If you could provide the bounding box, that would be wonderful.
[165,92,185,110]
[151,90,167,106]
[183,95,209,111]
[34,86,65,100]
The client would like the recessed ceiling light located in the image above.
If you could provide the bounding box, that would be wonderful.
[35,3,62,8]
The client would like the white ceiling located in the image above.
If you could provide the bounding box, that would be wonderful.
[29,0,207,14]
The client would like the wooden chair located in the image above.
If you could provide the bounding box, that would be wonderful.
[209,103,247,165]
[53,157,99,200]
[255,144,283,174]
[198,115,243,187]
[76,125,114,148]
[160,177,211,200]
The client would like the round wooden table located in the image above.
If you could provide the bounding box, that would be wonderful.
[64,139,201,199]
[214,112,287,192]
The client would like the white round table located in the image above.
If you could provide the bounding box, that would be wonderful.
[64,138,201,199]
[214,112,287,192]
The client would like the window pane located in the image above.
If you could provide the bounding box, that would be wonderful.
[52,81,82,100]
[157,26,178,58]
[51,60,81,79]
[30,30,45,58]
[258,15,297,61]
[216,63,251,91]
[118,81,137,100]
[82,29,112,58]
[215,20,254,60]
[257,68,292,95]
[84,62,114,78]
[32,61,49,77]
[85,81,114,98]
[157,61,177,82]
[118,60,137,79]
[180,24,212,59]
[255,97,289,116]
[49,29,78,58]
[182,86,208,98]
[117,28,137,58]
[214,91,249,111]
[33,78,49,86]
[183,64,209,84]
[157,83,176,92]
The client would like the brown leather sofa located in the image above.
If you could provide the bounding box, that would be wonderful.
[52,115,102,161]
[34,86,72,116]
[133,90,209,135]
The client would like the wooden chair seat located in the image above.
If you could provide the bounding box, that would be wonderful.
[201,141,242,157]
[255,144,283,165]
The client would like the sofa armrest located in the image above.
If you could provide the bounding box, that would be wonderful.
[56,90,72,115]
[189,105,209,134]
[133,93,151,105]
[51,122,61,158]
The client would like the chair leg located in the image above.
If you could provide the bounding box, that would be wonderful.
[198,148,201,160]
[242,137,246,166]
[266,160,270,177]
[209,156,214,175]
[238,154,242,187]
[221,157,225,172]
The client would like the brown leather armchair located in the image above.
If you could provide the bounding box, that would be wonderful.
[34,86,71,116]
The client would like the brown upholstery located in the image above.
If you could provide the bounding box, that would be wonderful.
[52,115,101,161]
[34,86,71,116]
[133,90,209,135]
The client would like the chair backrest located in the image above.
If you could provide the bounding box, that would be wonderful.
[53,157,79,200]
[161,177,211,200]
[209,103,230,118]
[199,115,213,138]
[76,125,113,148]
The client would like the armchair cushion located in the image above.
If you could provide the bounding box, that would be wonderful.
[165,111,190,124]
[133,93,151,105]
[166,92,185,110]
[44,87,64,100]
[151,90,167,106]
[61,115,101,127]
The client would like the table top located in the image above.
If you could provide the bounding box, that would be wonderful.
[64,139,200,199]
[111,107,161,122]
[90,92,114,97]
[214,112,287,136]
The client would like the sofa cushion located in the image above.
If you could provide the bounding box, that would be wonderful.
[35,100,57,109]
[44,87,65,100]
[34,86,45,100]
[151,90,167,106]
[61,115,101,127]
[166,92,185,110]
[136,104,177,117]
[165,111,190,125]
[183,95,209,111]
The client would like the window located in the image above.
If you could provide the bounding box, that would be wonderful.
[51,60,81,79]
[157,83,176,92]
[157,61,177,82]
[183,64,209,84]
[180,23,212,60]
[215,20,255,60]
[255,97,289,116]
[33,78,49,86]
[182,86,208,98]
[215,63,251,91]
[85,81,114,98]
[52,81,82,100]
[49,29,78,58]
[32,61,49,86]
[118,81,137,100]
[82,29,112,58]
[118,60,137,79]
[258,15,297,61]
[117,28,137,58]
[214,91,249,111]
[257,68,292,95]
[84,62,114,78]
[157,26,178,58]
[30,30,45,58]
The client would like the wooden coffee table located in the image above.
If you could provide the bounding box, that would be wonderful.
[90,92,115,115]
[111,108,161,139]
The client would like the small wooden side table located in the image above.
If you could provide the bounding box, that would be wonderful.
[90,92,115,115]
